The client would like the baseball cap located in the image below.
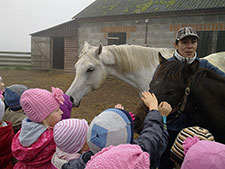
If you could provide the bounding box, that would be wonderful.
[176,27,199,41]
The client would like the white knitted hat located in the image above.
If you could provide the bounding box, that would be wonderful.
[87,108,133,154]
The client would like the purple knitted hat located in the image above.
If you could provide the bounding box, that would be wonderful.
[60,94,72,120]
[86,144,150,169]
[54,118,88,153]
[181,139,225,169]
[20,87,64,123]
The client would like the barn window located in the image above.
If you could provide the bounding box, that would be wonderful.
[107,32,126,45]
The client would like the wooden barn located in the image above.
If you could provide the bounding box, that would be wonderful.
[30,0,225,71]
[30,20,78,71]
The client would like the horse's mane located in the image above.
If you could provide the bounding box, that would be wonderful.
[154,60,185,80]
[154,60,225,96]
[105,45,174,73]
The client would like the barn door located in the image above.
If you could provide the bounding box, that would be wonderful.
[196,31,213,58]
[216,31,225,52]
[31,37,51,70]
[53,37,64,69]
[108,32,126,45]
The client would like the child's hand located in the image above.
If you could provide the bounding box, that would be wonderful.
[141,91,158,111]
[115,104,124,110]
[158,101,172,117]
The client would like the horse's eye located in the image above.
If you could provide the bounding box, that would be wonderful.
[87,67,94,72]
[167,89,177,96]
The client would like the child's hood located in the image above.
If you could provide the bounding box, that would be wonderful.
[19,117,47,147]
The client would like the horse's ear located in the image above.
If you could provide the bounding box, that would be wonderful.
[158,52,167,64]
[94,44,103,57]
[83,41,90,48]
[189,60,199,73]
[183,60,199,81]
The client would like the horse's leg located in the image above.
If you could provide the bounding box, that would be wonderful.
[133,100,149,133]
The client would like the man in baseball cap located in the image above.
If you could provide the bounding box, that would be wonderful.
[174,27,200,60]
[157,27,225,169]
[175,27,199,41]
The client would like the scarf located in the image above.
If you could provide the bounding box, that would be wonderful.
[174,50,197,64]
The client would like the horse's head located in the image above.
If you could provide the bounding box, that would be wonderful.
[150,53,199,110]
[133,53,200,133]
[66,42,107,107]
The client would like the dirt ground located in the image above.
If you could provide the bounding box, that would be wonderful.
[1,68,140,123]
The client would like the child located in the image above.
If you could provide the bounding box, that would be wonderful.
[62,91,172,169]
[0,76,5,92]
[51,118,89,169]
[2,84,28,133]
[85,144,150,169]
[0,97,15,169]
[11,87,64,169]
[181,136,225,169]
[170,126,215,169]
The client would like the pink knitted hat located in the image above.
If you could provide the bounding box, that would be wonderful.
[181,138,225,169]
[20,87,64,123]
[54,118,88,153]
[85,144,150,169]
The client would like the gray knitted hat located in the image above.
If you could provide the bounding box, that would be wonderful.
[4,84,28,111]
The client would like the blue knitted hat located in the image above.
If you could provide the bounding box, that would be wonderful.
[4,84,28,111]
[87,108,134,154]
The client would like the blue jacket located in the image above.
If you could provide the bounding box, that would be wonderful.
[62,110,168,169]
[169,56,225,77]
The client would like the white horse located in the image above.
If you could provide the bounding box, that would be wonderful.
[66,42,224,106]
[204,52,225,72]
[66,42,174,106]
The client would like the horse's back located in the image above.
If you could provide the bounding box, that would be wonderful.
[204,52,225,72]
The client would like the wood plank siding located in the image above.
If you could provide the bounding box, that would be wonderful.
[31,20,77,37]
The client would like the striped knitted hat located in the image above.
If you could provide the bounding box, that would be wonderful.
[170,126,215,165]
[54,118,88,153]
[87,108,134,154]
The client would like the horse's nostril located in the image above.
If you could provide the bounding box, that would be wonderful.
[69,96,74,103]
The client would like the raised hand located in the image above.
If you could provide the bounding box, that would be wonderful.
[158,101,172,117]
[115,104,124,110]
[141,91,158,111]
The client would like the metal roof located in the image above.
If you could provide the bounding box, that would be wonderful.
[73,0,225,19]
[31,20,77,37]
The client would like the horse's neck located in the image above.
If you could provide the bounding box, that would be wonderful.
[102,45,166,92]
[190,76,225,126]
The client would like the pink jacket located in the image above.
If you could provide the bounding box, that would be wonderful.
[12,128,56,169]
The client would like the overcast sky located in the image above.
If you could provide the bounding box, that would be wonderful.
[0,0,95,52]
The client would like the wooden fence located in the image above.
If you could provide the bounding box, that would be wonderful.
[0,51,31,68]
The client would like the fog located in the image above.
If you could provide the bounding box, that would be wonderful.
[0,0,95,52]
